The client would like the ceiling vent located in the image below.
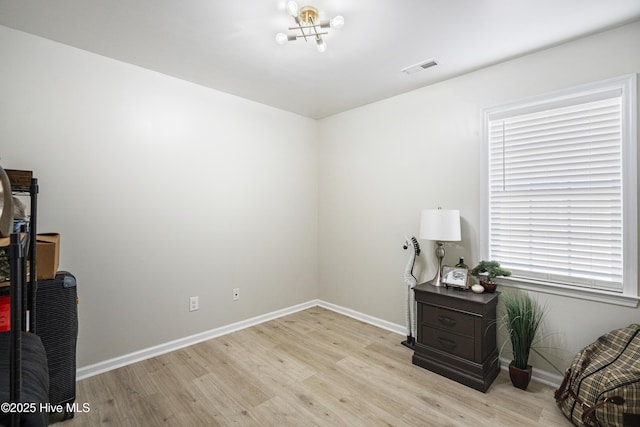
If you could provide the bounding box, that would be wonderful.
[401,58,438,75]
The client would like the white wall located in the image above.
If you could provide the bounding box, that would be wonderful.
[2,20,639,375]
[318,21,640,371]
[0,25,319,367]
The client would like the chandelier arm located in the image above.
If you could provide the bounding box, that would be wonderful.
[310,17,322,41]
[287,32,328,41]
[295,22,309,42]
[288,24,323,30]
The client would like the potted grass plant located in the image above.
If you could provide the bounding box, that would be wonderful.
[501,290,556,390]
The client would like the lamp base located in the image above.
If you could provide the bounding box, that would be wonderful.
[427,241,446,287]
[426,277,445,287]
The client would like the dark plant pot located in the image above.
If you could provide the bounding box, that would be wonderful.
[480,280,497,293]
[509,361,532,390]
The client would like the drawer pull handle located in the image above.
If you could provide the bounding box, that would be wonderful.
[438,315,457,327]
[438,337,457,350]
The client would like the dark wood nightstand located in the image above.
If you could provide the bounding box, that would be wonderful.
[412,283,500,392]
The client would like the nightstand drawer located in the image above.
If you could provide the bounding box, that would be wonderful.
[421,327,475,360]
[422,305,474,337]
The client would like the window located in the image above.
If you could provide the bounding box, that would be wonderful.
[481,75,637,301]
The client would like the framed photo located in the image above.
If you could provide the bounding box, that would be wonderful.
[441,266,469,289]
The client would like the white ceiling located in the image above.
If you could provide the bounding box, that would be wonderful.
[1,0,639,119]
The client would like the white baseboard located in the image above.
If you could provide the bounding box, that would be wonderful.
[76,299,562,389]
[316,300,407,336]
[76,300,319,380]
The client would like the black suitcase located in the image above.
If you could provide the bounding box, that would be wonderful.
[35,271,78,421]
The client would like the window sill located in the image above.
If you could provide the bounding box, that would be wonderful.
[495,277,640,308]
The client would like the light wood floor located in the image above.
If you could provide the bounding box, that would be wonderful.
[62,307,572,426]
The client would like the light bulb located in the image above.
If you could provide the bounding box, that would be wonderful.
[286,1,299,17]
[275,33,288,45]
[316,38,327,53]
[330,16,344,29]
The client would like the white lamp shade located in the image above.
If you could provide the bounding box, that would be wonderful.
[419,209,461,242]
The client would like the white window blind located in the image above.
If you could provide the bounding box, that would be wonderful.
[484,75,637,294]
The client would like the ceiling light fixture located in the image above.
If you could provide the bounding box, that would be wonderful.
[275,1,344,53]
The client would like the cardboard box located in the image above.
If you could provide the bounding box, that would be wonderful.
[36,233,60,280]
[5,169,33,188]
[0,233,60,280]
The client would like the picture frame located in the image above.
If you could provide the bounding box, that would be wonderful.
[441,266,469,289]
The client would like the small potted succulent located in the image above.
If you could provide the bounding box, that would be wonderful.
[470,260,511,293]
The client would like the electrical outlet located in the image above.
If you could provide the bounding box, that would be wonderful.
[232,288,240,301]
[189,296,199,312]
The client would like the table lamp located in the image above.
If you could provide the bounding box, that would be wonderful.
[420,208,461,287]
